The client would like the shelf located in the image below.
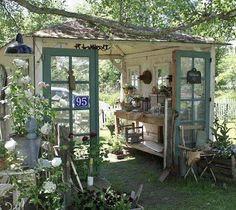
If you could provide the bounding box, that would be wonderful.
[126,140,164,157]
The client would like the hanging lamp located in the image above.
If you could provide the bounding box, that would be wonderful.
[5,33,33,55]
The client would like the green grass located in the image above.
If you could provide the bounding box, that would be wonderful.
[99,129,236,210]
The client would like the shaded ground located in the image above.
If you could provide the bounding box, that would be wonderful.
[100,149,236,210]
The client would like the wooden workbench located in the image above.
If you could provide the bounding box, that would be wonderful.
[114,110,166,159]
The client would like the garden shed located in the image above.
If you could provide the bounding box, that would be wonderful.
[0,19,223,169]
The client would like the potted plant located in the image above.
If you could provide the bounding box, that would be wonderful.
[110,137,125,159]
[123,84,136,95]
[106,115,115,136]
[4,59,55,168]
[210,117,236,180]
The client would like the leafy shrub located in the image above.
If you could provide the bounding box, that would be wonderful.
[211,117,234,158]
[73,187,131,210]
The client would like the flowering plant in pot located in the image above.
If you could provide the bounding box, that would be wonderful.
[3,59,56,168]
[210,117,234,158]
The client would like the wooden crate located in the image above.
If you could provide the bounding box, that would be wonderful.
[199,155,236,181]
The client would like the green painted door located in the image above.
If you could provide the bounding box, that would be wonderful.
[175,50,211,152]
[43,48,99,138]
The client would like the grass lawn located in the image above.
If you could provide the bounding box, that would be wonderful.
[99,129,236,210]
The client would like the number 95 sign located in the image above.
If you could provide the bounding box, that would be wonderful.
[74,96,90,108]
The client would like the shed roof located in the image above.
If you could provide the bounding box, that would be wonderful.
[31,19,216,44]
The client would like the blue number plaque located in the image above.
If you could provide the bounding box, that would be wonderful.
[74,96,90,108]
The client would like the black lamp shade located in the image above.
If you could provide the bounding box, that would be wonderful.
[5,33,32,54]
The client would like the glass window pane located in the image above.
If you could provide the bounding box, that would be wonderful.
[194,101,205,120]
[72,57,89,81]
[73,110,90,134]
[194,83,205,99]
[51,85,69,108]
[55,110,70,125]
[180,101,192,121]
[51,56,69,81]
[180,57,192,77]
[73,84,89,96]
[180,80,192,99]
[194,58,205,77]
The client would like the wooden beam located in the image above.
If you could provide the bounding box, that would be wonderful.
[99,54,123,59]
[113,44,125,56]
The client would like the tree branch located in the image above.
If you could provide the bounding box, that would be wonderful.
[9,0,236,38]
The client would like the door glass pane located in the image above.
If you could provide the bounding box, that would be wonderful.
[194,101,205,120]
[180,57,192,77]
[51,56,69,81]
[180,101,192,121]
[73,110,90,134]
[194,58,205,77]
[180,80,192,99]
[72,57,89,81]
[194,83,205,99]
[55,110,70,126]
[73,84,89,96]
[51,84,69,108]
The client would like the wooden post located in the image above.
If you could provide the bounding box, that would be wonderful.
[57,126,72,209]
[231,155,236,180]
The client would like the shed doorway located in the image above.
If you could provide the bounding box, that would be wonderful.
[42,48,99,137]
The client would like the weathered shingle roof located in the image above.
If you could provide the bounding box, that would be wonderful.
[31,19,216,44]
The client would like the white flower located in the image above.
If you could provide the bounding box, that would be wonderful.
[24,89,33,98]
[51,157,62,167]
[43,181,56,193]
[4,138,17,151]
[20,76,31,84]
[40,123,52,135]
[38,81,49,88]
[13,59,28,69]
[4,86,11,95]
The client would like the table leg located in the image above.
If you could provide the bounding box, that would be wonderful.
[115,116,120,135]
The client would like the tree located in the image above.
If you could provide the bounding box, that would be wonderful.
[4,0,236,41]
[0,0,65,45]
[99,60,120,93]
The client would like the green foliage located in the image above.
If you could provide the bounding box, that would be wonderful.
[0,141,7,158]
[215,53,236,92]
[11,163,66,210]
[99,60,121,93]
[100,92,120,106]
[87,0,236,40]
[73,136,109,180]
[73,187,131,210]
[0,0,65,46]
[211,117,233,158]
[107,136,125,154]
